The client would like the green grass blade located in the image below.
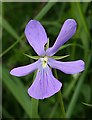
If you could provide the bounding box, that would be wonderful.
[35,2,56,20]
[59,44,72,51]
[2,66,40,118]
[66,55,91,118]
[23,53,40,60]
[54,69,66,118]
[41,21,60,28]
[63,75,78,99]
[0,16,24,57]
[0,35,23,57]
[31,98,39,118]
[76,3,89,37]
[1,17,19,40]
[82,102,92,107]
[49,102,58,118]
[52,55,70,60]
[70,3,90,53]
[29,71,39,118]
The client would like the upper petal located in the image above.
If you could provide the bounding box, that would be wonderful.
[48,58,85,74]
[25,20,48,56]
[46,19,77,56]
[28,66,62,99]
[10,60,41,77]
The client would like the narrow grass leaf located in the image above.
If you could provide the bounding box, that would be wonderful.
[31,98,39,118]
[70,3,90,53]
[23,53,40,60]
[52,55,70,60]
[35,2,56,20]
[2,66,40,118]
[1,17,19,40]
[82,102,92,107]
[66,55,91,118]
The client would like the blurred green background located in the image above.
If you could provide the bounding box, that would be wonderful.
[1,2,92,119]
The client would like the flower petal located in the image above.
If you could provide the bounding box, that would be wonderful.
[25,20,48,56]
[28,66,62,99]
[48,58,85,74]
[10,60,40,77]
[46,19,77,56]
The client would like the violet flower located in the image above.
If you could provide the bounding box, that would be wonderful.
[10,19,85,99]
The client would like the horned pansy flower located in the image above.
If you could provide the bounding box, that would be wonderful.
[10,19,85,99]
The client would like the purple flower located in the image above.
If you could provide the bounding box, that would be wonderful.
[10,19,85,99]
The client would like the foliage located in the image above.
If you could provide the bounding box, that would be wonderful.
[1,2,92,119]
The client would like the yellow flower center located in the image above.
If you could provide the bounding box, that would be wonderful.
[41,56,48,68]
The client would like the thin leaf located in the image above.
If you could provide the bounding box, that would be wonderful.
[48,102,58,118]
[45,38,49,50]
[70,3,90,56]
[0,35,24,57]
[2,66,40,118]
[52,55,70,60]
[35,2,56,20]
[1,17,19,40]
[59,44,72,51]
[66,55,91,118]
[0,16,24,57]
[82,102,92,107]
[30,71,39,118]
[63,75,78,99]
[31,98,39,118]
[23,53,40,60]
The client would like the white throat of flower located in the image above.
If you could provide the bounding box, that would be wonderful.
[41,56,48,68]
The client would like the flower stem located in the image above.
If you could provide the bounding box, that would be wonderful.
[57,91,66,118]
[54,69,66,118]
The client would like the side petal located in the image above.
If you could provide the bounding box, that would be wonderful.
[46,19,77,56]
[25,20,48,56]
[28,66,62,99]
[48,58,85,74]
[10,60,40,77]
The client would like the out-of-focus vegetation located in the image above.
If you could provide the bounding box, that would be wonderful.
[1,2,92,119]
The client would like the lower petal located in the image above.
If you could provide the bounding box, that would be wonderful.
[48,58,85,74]
[28,66,62,99]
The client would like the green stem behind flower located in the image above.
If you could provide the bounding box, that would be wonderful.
[54,69,66,118]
